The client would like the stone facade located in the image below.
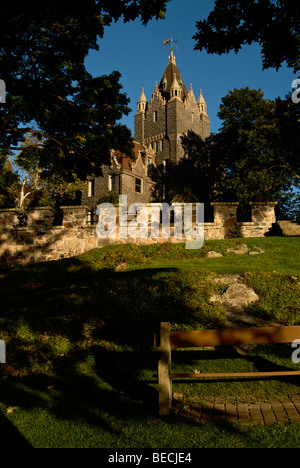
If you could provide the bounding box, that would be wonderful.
[134,50,210,166]
[0,202,278,268]
[81,142,158,223]
[80,51,210,214]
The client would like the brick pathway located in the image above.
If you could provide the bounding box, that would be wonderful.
[171,394,300,425]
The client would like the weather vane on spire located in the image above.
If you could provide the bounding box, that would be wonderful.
[163,36,179,53]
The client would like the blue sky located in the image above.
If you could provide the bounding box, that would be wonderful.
[86,0,296,136]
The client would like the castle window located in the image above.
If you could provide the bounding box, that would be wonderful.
[153,111,158,122]
[154,141,159,153]
[160,140,164,151]
[88,180,95,197]
[135,177,142,193]
[192,112,194,124]
[108,174,116,192]
[148,158,153,174]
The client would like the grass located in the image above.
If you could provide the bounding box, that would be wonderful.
[0,236,300,447]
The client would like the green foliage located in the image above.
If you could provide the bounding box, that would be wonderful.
[273,95,300,186]
[181,88,298,219]
[218,87,297,216]
[245,272,300,325]
[0,153,18,208]
[0,1,169,181]
[171,185,199,203]
[180,131,226,205]
[1,238,300,447]
[193,0,300,72]
[97,191,120,206]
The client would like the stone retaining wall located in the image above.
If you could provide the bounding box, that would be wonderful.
[0,202,278,268]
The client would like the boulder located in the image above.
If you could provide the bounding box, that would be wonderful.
[226,244,248,255]
[205,250,223,258]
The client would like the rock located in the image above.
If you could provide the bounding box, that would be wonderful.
[212,274,243,285]
[205,250,223,258]
[0,365,19,377]
[226,244,248,255]
[211,283,259,309]
[115,263,127,271]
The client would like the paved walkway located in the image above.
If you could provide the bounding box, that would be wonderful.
[171,394,300,425]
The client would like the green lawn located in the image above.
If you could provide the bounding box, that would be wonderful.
[0,236,300,448]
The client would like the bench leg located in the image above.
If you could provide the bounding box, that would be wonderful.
[158,322,172,416]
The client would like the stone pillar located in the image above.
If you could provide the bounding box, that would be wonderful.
[250,202,278,235]
[27,207,55,229]
[61,206,89,228]
[0,209,20,229]
[211,202,239,238]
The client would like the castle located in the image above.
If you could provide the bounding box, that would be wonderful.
[81,48,210,221]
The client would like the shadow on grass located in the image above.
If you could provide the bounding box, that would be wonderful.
[0,410,32,448]
[1,251,300,447]
[0,352,158,447]
[171,346,300,385]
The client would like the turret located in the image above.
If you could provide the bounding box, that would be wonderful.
[170,73,182,101]
[137,88,147,113]
[197,89,208,115]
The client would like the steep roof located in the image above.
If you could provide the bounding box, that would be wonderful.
[114,141,143,172]
[158,51,188,102]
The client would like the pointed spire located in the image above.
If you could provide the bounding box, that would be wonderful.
[158,47,188,101]
[138,87,147,102]
[197,89,207,114]
[188,83,196,101]
[197,89,206,104]
[168,50,176,65]
[138,88,147,112]
[170,73,182,100]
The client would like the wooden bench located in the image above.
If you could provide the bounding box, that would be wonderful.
[158,322,300,416]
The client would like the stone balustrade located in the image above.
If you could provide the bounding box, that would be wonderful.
[0,201,279,267]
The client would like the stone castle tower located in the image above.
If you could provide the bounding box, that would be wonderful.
[134,49,210,167]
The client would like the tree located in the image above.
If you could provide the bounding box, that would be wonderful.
[181,88,297,219]
[217,87,292,208]
[193,0,300,71]
[13,133,85,212]
[180,131,226,203]
[272,95,300,184]
[0,1,169,181]
[0,152,18,208]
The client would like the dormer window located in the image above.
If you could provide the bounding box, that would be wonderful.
[153,111,158,122]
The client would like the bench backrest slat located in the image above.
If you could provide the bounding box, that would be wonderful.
[170,326,300,349]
